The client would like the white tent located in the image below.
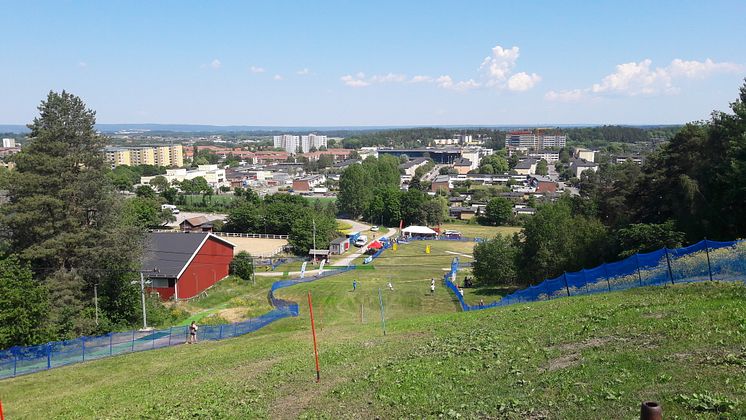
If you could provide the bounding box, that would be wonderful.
[401,225,437,236]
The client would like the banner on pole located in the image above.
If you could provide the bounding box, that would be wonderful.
[300,261,308,279]
[318,260,325,275]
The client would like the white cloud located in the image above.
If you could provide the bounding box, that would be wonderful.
[338,44,539,92]
[479,45,520,86]
[341,74,370,87]
[668,58,743,79]
[210,59,222,70]
[436,75,481,91]
[508,72,542,91]
[250,66,265,73]
[78,61,88,68]
[273,74,283,80]
[296,68,310,75]
[370,73,407,83]
[547,57,743,101]
[410,75,434,83]
[544,89,586,102]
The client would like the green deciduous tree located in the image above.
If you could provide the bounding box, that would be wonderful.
[483,197,514,226]
[472,235,518,286]
[0,255,49,347]
[229,251,254,281]
[613,221,686,258]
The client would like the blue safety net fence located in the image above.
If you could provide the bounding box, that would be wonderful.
[445,239,746,311]
[0,264,356,380]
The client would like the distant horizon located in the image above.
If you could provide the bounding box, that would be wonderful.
[0,122,684,134]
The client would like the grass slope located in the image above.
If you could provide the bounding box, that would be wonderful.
[1,280,744,419]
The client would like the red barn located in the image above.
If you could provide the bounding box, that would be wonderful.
[142,232,235,300]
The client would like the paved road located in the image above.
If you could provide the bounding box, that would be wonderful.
[331,227,398,267]
[338,218,371,233]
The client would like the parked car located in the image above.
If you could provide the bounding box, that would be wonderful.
[354,235,368,247]
[370,226,380,232]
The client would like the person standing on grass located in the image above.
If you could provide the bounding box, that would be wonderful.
[430,283,435,295]
[353,279,357,292]
[188,321,198,344]
[388,281,394,291]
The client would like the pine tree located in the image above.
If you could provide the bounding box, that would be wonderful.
[2,91,143,339]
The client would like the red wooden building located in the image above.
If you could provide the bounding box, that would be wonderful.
[142,232,235,300]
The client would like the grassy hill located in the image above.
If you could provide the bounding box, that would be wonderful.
[1,276,744,418]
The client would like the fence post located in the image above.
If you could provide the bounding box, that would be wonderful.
[563,272,570,297]
[109,334,113,356]
[704,238,714,282]
[664,248,675,285]
[131,330,136,352]
[603,263,611,292]
[168,327,173,346]
[47,344,52,369]
[635,254,643,286]
[219,325,224,340]
[582,270,589,294]
[82,337,86,362]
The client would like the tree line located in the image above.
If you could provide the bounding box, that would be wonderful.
[474,81,746,288]
[337,155,448,227]
[223,191,338,255]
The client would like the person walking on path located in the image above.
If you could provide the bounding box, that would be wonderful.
[430,283,435,295]
[353,279,357,292]
[388,281,394,291]
[188,321,198,344]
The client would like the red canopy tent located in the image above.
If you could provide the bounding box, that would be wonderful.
[368,240,383,250]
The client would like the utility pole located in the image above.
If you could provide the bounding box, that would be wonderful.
[140,272,148,330]
[312,218,317,263]
[94,283,99,327]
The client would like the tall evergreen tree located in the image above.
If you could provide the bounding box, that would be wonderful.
[2,91,143,339]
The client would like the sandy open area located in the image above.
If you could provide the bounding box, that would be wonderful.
[226,237,288,258]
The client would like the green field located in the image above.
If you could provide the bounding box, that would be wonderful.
[439,223,521,239]
[1,240,744,418]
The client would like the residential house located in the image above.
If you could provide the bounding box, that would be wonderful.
[570,159,599,178]
[513,158,538,175]
[292,174,327,192]
[452,158,473,174]
[180,216,215,232]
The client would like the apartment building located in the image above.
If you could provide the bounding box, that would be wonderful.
[103,145,184,168]
[140,164,228,189]
[273,134,327,154]
[505,130,566,151]
[2,138,16,148]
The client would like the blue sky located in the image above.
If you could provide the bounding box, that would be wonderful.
[1,1,745,126]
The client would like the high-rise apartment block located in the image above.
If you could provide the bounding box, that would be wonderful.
[505,130,566,151]
[103,144,184,168]
[2,138,16,148]
[273,134,327,154]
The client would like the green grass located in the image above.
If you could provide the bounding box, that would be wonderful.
[2,244,745,419]
[439,223,521,239]
[306,196,337,206]
[170,276,275,325]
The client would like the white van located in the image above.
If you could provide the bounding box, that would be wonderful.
[161,204,179,214]
[354,235,368,247]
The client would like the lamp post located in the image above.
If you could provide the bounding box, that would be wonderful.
[133,268,159,330]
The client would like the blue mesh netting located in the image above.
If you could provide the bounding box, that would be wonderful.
[444,239,746,316]
[0,262,354,380]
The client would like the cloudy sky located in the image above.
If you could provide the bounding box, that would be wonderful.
[1,0,745,126]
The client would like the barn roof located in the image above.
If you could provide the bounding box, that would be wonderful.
[141,232,235,279]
